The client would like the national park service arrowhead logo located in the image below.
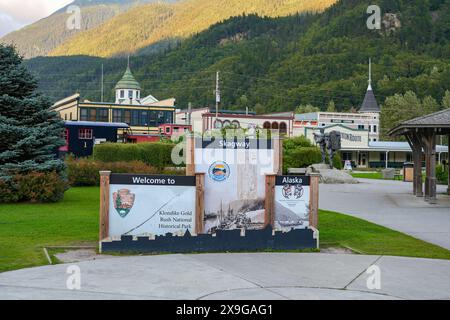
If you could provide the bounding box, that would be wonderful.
[113,189,135,218]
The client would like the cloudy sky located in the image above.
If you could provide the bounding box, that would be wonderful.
[0,0,73,37]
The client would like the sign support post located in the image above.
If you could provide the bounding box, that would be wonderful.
[99,171,111,243]
[186,134,195,176]
[308,173,320,229]
[195,173,205,234]
[265,174,276,227]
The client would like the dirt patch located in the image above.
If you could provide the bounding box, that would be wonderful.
[54,249,116,263]
[320,247,355,254]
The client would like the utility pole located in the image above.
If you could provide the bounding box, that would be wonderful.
[101,63,104,103]
[215,71,221,120]
[187,102,192,126]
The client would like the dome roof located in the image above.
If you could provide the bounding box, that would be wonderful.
[115,67,141,90]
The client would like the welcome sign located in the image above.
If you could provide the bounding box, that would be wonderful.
[195,137,276,234]
[108,174,196,237]
[274,176,310,231]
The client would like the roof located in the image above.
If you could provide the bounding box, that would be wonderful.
[64,121,129,128]
[359,85,380,113]
[295,112,318,121]
[115,67,141,90]
[340,141,448,153]
[388,108,450,136]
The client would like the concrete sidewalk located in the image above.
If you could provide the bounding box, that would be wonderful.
[320,179,450,250]
[1,253,450,300]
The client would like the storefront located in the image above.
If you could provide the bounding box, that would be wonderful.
[304,124,448,169]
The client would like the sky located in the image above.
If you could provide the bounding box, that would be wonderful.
[0,0,73,37]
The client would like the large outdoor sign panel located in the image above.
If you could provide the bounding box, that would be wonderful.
[275,176,310,230]
[195,138,275,234]
[108,174,196,237]
[305,125,369,150]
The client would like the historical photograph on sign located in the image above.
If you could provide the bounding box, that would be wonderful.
[195,138,275,234]
[275,176,310,231]
[108,175,196,237]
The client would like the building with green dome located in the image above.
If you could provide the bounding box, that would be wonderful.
[52,64,177,137]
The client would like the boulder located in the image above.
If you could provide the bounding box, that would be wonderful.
[306,164,358,184]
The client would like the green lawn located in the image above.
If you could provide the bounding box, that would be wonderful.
[350,172,404,180]
[1,187,450,273]
[0,187,100,272]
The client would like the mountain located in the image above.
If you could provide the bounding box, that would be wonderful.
[0,0,177,59]
[25,0,450,115]
[49,0,337,58]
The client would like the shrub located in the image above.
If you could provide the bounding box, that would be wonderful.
[0,171,67,203]
[283,147,322,173]
[436,164,448,184]
[66,157,161,186]
[93,143,176,169]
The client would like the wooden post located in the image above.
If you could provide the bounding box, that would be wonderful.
[308,173,320,229]
[429,133,437,204]
[422,133,431,202]
[195,173,205,234]
[186,134,195,176]
[272,137,283,175]
[407,133,423,197]
[265,174,276,227]
[99,171,111,242]
[447,134,450,196]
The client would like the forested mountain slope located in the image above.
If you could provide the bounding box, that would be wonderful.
[26,0,450,117]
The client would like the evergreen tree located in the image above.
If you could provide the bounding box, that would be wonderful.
[326,100,336,112]
[442,90,450,109]
[0,44,65,178]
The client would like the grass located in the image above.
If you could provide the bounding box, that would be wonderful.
[1,187,450,273]
[0,187,99,273]
[320,210,450,259]
[350,171,405,181]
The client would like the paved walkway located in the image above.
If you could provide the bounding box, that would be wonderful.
[320,179,450,250]
[1,253,450,300]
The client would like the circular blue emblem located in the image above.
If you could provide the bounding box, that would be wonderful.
[208,161,230,182]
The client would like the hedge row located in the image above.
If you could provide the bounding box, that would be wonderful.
[0,172,67,203]
[93,142,177,169]
[66,157,185,186]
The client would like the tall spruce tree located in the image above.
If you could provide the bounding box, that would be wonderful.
[0,44,65,178]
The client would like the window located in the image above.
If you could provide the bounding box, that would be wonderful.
[373,125,377,133]
[166,127,171,134]
[141,111,149,126]
[128,90,133,99]
[113,109,122,123]
[123,110,131,124]
[120,90,125,98]
[380,152,386,162]
[80,108,88,121]
[263,122,271,129]
[342,152,352,161]
[70,112,73,120]
[406,153,413,162]
[64,114,67,120]
[280,122,288,134]
[89,108,96,121]
[214,120,223,129]
[79,128,93,140]
[231,120,240,128]
[358,125,365,130]
[271,122,279,130]
[97,109,108,122]
[131,110,140,126]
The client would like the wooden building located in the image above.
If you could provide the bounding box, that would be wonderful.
[389,109,450,204]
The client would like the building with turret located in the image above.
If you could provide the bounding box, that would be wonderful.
[52,63,176,137]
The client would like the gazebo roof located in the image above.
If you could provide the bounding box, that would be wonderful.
[388,108,450,136]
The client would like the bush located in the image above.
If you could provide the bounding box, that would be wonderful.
[436,164,448,184]
[93,143,176,169]
[283,147,322,173]
[66,157,161,186]
[0,171,67,203]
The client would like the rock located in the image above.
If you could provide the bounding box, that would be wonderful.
[306,163,358,184]
[382,168,395,179]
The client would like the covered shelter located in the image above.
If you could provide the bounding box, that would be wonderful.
[388,109,450,204]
